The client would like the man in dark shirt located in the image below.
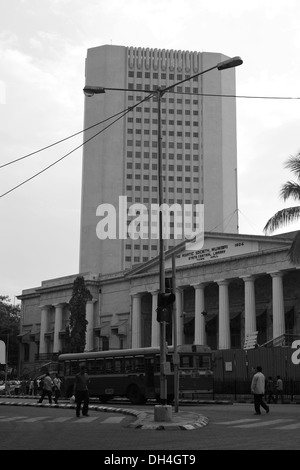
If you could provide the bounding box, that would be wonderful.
[74,364,90,417]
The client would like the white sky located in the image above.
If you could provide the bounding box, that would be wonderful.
[1,0,300,303]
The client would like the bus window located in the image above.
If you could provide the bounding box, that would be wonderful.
[135,356,144,372]
[180,355,193,369]
[105,358,113,373]
[71,360,79,375]
[63,361,70,376]
[195,355,211,370]
[167,354,174,372]
[96,358,105,374]
[155,354,160,373]
[125,357,134,373]
[87,359,96,375]
[114,358,123,373]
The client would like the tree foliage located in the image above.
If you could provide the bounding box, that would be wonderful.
[264,154,300,264]
[0,296,21,373]
[64,277,92,353]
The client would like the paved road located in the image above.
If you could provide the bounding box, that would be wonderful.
[1,399,299,452]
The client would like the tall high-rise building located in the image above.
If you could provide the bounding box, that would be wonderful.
[80,44,239,275]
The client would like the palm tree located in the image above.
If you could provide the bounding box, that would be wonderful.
[264,153,300,264]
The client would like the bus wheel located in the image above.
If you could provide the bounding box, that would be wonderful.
[127,385,146,405]
[99,395,113,403]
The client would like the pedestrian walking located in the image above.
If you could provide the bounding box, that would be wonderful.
[52,374,62,404]
[265,376,276,404]
[33,378,38,395]
[29,378,34,395]
[73,364,90,417]
[251,366,270,415]
[275,375,284,404]
[37,370,53,404]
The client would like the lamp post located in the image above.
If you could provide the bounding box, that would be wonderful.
[83,54,242,412]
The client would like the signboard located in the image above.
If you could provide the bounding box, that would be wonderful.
[243,331,258,350]
[172,238,259,268]
[0,340,6,364]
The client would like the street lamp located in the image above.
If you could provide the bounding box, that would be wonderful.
[83,55,243,411]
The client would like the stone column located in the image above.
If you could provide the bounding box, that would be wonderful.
[131,293,142,348]
[53,303,64,353]
[150,290,160,347]
[192,283,207,345]
[175,288,183,346]
[242,275,257,336]
[270,271,285,339]
[217,280,231,350]
[39,305,51,355]
[85,300,96,352]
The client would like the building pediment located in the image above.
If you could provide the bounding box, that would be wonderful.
[126,231,294,276]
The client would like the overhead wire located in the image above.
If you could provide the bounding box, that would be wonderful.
[1,89,299,198]
[0,93,154,198]
[1,90,299,171]
[169,91,300,100]
[2,91,300,170]
[0,108,134,170]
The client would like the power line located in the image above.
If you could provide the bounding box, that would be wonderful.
[0,94,154,199]
[0,108,132,170]
[171,91,300,100]
[2,90,299,171]
[1,86,299,198]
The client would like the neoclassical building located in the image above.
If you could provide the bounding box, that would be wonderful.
[18,231,300,376]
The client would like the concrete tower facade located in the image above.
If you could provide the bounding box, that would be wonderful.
[80,45,238,275]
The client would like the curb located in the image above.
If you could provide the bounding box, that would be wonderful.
[129,412,209,430]
[0,399,209,430]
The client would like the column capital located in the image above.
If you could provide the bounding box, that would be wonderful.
[191,282,209,289]
[148,289,159,295]
[131,292,143,299]
[53,303,66,308]
[86,299,97,304]
[175,286,184,293]
[268,271,284,278]
[240,275,257,282]
[215,279,230,286]
[40,304,52,310]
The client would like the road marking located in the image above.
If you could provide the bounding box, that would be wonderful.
[233,419,294,428]
[215,419,261,425]
[45,417,73,422]
[0,416,27,421]
[273,422,300,430]
[20,416,51,422]
[73,417,99,423]
[101,416,125,424]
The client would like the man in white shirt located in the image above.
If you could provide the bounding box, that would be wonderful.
[251,366,270,415]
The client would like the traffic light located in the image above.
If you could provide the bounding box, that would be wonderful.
[156,291,176,323]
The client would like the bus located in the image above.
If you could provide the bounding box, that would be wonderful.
[58,344,213,405]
